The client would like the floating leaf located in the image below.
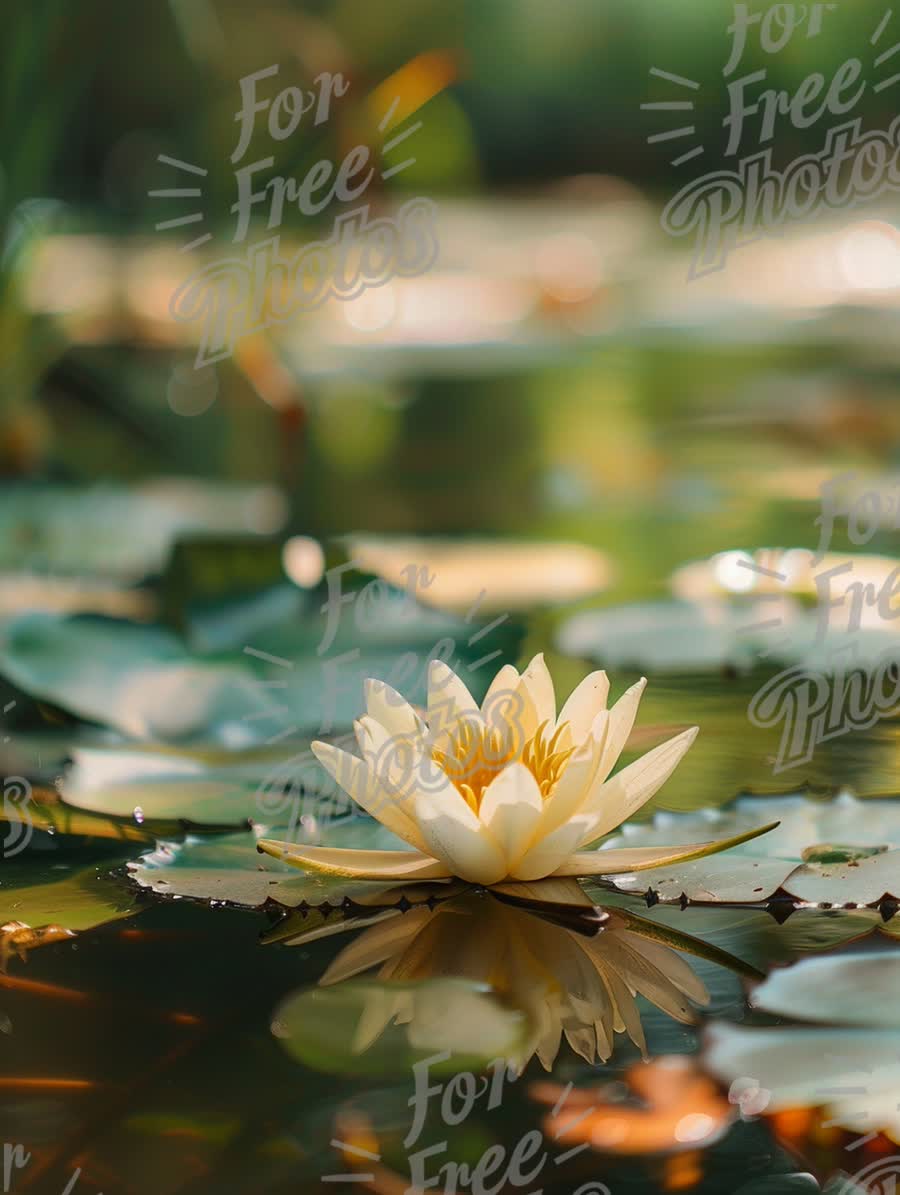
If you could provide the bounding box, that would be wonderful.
[347,535,610,612]
[750,951,900,1029]
[0,612,275,744]
[0,857,139,964]
[556,596,900,674]
[58,742,342,829]
[705,951,900,1141]
[599,794,900,906]
[126,821,450,909]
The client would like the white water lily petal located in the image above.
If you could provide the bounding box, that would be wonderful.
[485,670,540,759]
[615,929,710,1006]
[590,934,698,1023]
[364,678,426,741]
[428,659,483,745]
[595,961,648,1056]
[509,673,540,755]
[521,653,556,728]
[489,877,597,908]
[535,731,603,840]
[353,718,372,756]
[256,841,453,880]
[596,677,647,783]
[311,740,427,853]
[482,664,519,711]
[551,822,780,876]
[578,726,699,846]
[354,715,424,804]
[413,786,508,885]
[558,670,610,744]
[478,763,544,871]
[510,815,595,881]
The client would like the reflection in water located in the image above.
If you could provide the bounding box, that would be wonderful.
[271,883,760,1073]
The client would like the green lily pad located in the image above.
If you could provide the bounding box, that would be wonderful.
[126,821,449,909]
[750,951,900,1028]
[0,482,287,581]
[58,740,347,829]
[705,951,900,1141]
[599,794,900,906]
[556,597,900,674]
[706,1024,900,1141]
[0,612,275,744]
[0,592,522,748]
[557,601,757,672]
[0,857,139,940]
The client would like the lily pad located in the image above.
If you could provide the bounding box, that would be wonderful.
[557,601,758,672]
[0,857,139,964]
[346,535,610,612]
[598,793,900,906]
[750,952,900,1028]
[57,740,349,829]
[0,612,276,744]
[556,593,900,674]
[126,821,455,909]
[0,481,287,580]
[704,951,900,1141]
[0,594,522,748]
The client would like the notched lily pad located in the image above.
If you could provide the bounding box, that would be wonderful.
[597,793,900,908]
[126,822,457,911]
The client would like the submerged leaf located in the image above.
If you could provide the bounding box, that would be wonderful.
[271,978,530,1077]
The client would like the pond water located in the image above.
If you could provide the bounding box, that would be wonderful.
[4,835,896,1194]
[3,332,900,1195]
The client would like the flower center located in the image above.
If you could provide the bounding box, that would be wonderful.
[432,719,575,814]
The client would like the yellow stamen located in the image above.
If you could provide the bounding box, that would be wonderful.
[431,718,575,810]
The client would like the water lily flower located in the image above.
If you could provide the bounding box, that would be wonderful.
[258,656,776,885]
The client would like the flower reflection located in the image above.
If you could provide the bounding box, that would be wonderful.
[270,881,759,1073]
